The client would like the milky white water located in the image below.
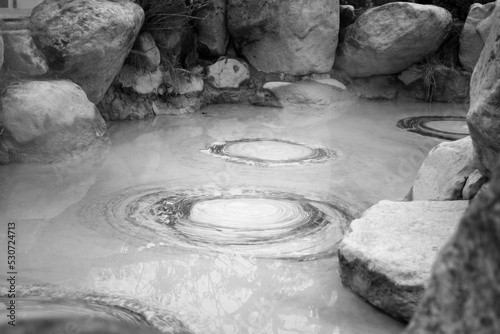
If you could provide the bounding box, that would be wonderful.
[0,100,468,333]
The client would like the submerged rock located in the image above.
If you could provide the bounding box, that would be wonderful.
[467,0,500,177]
[30,0,144,104]
[412,137,477,201]
[0,80,110,164]
[404,149,500,333]
[335,3,452,78]
[227,0,339,75]
[338,200,469,321]
[262,81,350,108]
[459,2,496,72]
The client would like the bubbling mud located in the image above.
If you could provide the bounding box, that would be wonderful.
[397,116,469,140]
[80,186,353,261]
[202,138,336,166]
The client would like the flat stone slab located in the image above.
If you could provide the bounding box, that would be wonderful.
[338,200,469,321]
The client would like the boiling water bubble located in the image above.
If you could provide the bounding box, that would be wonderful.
[79,186,353,260]
[397,116,469,140]
[202,138,336,167]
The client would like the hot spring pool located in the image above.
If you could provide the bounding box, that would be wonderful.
[0,99,468,333]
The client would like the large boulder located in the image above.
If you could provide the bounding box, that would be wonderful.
[30,0,144,104]
[2,29,48,76]
[404,152,500,334]
[227,0,339,75]
[338,200,469,321]
[334,3,452,78]
[467,0,500,177]
[412,137,477,201]
[195,0,228,57]
[0,80,110,164]
[459,2,496,72]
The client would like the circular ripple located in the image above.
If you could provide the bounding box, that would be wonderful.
[397,116,469,140]
[202,138,336,166]
[0,286,190,334]
[80,186,353,260]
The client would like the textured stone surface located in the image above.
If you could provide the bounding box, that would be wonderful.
[459,2,496,72]
[404,156,500,334]
[227,0,339,75]
[2,29,48,75]
[399,65,471,102]
[0,80,109,164]
[129,31,161,72]
[335,3,452,78]
[206,58,250,88]
[195,0,228,57]
[462,169,488,200]
[116,65,163,95]
[339,200,469,321]
[351,75,403,99]
[467,0,500,177]
[97,83,154,121]
[0,30,4,70]
[413,137,476,201]
[30,0,144,104]
[263,81,350,108]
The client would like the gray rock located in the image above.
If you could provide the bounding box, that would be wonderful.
[97,83,154,121]
[339,4,356,29]
[459,2,496,72]
[30,0,144,104]
[413,137,477,201]
[263,81,350,108]
[404,140,500,333]
[335,3,452,78]
[351,75,402,99]
[462,169,488,200]
[195,0,228,57]
[399,65,471,103]
[129,31,161,72]
[2,29,48,76]
[467,0,500,177]
[116,65,163,95]
[227,0,339,75]
[206,58,250,88]
[0,30,3,70]
[0,80,110,164]
[339,200,469,321]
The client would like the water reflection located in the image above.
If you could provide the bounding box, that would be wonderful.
[83,251,402,334]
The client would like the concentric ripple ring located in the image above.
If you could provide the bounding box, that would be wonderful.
[0,285,190,334]
[202,138,336,166]
[397,116,469,140]
[80,186,353,260]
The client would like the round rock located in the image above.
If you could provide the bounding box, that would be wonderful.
[335,3,452,78]
[30,0,144,104]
